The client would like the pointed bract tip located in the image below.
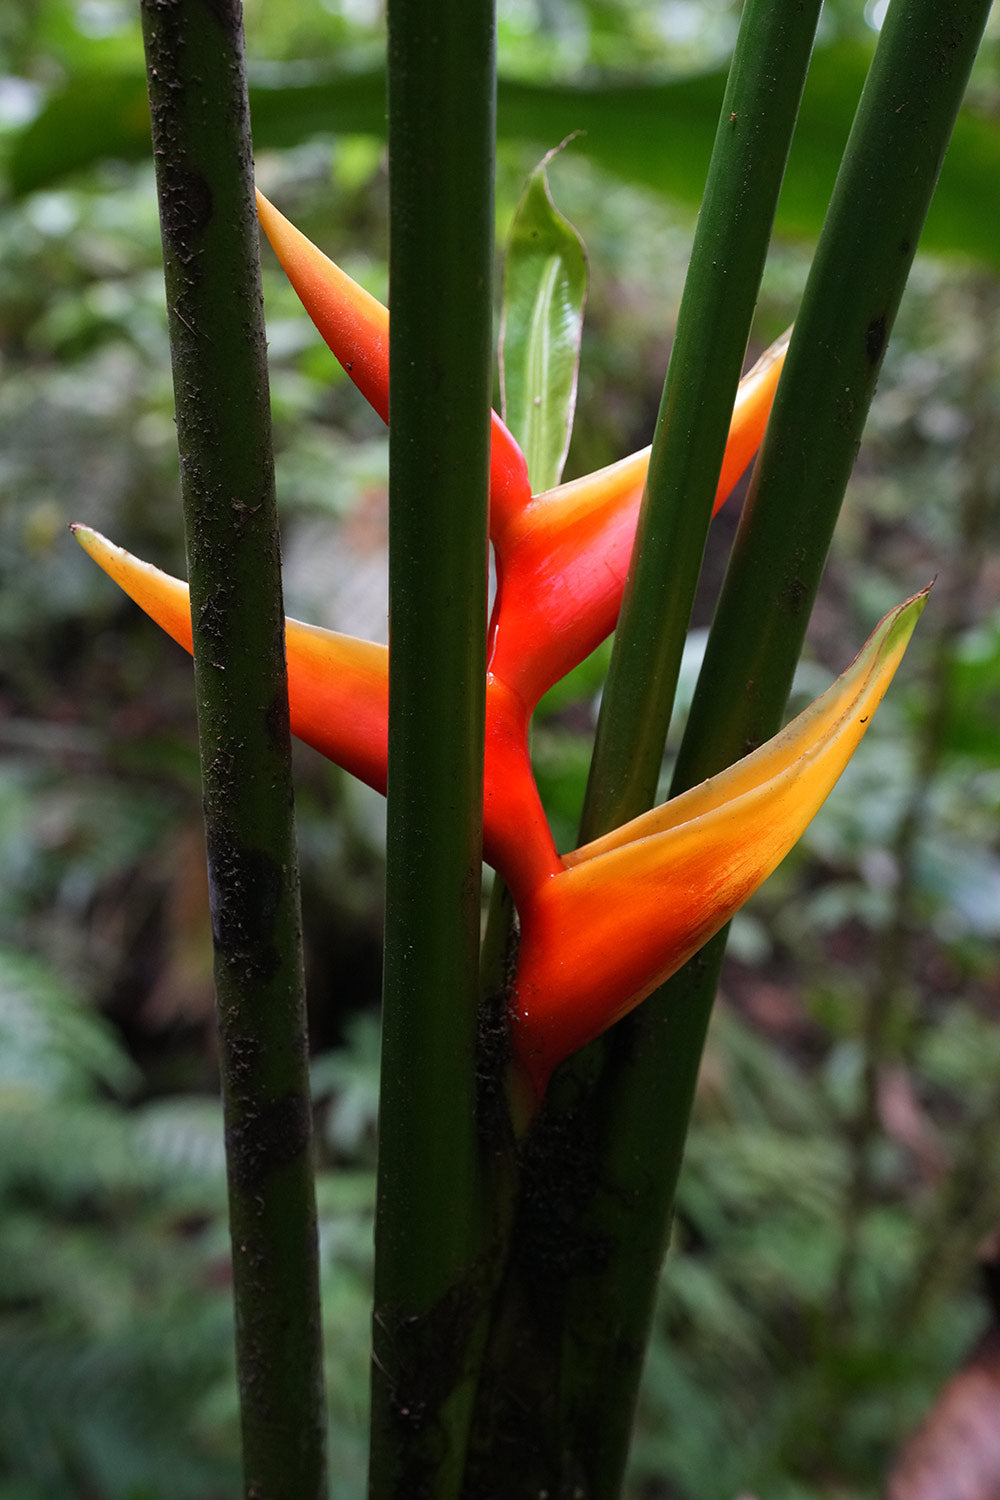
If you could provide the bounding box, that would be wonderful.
[71,522,105,559]
[511,584,931,1096]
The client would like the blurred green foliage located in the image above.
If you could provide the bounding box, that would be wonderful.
[1,1,999,1496]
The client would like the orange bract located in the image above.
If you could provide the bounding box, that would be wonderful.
[256,190,788,714]
[75,195,924,1100]
[510,587,929,1097]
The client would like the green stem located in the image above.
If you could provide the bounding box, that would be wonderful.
[369,1,500,1495]
[139,4,326,1498]
[467,5,823,1495]
[643,4,996,1311]
[674,0,994,788]
[647,0,995,1444]
[580,0,823,838]
[836,273,1000,1335]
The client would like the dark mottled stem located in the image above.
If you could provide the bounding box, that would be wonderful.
[369,0,500,1496]
[139,4,326,1497]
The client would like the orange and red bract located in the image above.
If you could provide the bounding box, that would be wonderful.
[255,192,533,532]
[75,196,924,1099]
[488,332,787,708]
[256,191,787,714]
[509,587,928,1097]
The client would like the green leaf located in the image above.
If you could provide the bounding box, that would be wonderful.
[0,945,137,1100]
[10,45,1000,269]
[942,619,1000,761]
[4,71,154,193]
[499,147,587,491]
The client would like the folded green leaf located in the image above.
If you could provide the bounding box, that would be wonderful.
[499,146,588,491]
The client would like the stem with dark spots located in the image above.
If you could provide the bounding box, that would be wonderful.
[139,4,326,1497]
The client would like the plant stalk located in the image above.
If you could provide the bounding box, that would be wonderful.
[646,0,996,1470]
[370,0,500,1495]
[139,3,327,1497]
[643,5,996,1266]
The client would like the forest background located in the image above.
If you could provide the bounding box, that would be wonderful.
[1,0,1000,1496]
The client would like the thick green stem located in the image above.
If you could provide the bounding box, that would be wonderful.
[642,2,996,1322]
[674,0,994,788]
[638,0,995,1461]
[369,2,499,1496]
[580,0,822,838]
[139,3,326,1498]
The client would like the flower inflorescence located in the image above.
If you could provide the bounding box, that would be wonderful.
[75,193,926,1098]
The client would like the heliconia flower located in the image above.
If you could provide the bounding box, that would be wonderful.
[256,191,788,709]
[77,196,925,1105]
[76,200,786,900]
[508,585,930,1100]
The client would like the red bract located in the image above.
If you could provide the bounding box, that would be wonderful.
[256,192,787,714]
[255,192,532,532]
[487,334,788,709]
[75,194,925,1097]
[79,199,785,901]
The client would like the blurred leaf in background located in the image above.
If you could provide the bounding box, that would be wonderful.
[1,1,999,1497]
